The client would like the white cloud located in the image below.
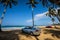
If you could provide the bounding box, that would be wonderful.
[26,11,48,23]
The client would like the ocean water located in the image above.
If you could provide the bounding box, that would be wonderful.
[1,26,25,31]
[1,24,52,31]
[1,26,39,31]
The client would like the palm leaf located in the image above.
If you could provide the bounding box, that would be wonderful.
[40,0,48,7]
[40,0,60,7]
[34,2,39,4]
[49,0,60,7]
[12,0,18,6]
[26,3,31,4]
[9,2,12,8]
[49,0,55,4]
[32,4,36,8]
[26,0,39,8]
[51,18,55,22]
[1,0,18,8]
[58,9,60,16]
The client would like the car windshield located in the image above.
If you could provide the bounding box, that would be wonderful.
[25,27,37,29]
[25,27,32,29]
[32,28,36,30]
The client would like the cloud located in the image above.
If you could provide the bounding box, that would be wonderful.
[26,11,48,23]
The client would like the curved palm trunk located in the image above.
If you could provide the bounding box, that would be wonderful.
[0,24,1,31]
[0,6,7,32]
[56,16,60,23]
[52,21,56,28]
[32,8,34,27]
[51,18,56,28]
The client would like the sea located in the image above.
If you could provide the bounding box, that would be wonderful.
[1,24,52,31]
[1,26,25,31]
[1,26,39,31]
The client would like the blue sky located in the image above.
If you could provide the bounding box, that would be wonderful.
[0,0,58,26]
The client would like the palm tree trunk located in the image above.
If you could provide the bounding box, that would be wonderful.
[32,8,34,27]
[56,16,60,23]
[53,22,56,28]
[0,6,7,32]
[0,24,1,32]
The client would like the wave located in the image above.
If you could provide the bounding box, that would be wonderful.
[1,27,24,31]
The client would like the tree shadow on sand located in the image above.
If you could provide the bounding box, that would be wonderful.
[21,31,39,40]
[44,29,60,38]
[21,31,33,39]
[45,38,53,40]
[0,31,19,40]
[34,36,39,40]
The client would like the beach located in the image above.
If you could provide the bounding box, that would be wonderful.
[0,25,60,40]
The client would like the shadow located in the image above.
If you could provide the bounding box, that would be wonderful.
[0,31,19,40]
[45,38,53,40]
[34,36,39,40]
[45,29,60,38]
[21,30,39,40]
[21,31,33,39]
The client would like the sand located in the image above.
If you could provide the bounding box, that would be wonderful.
[0,25,60,40]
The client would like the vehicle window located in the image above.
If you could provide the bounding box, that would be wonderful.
[28,27,32,29]
[32,28,36,30]
[25,27,32,29]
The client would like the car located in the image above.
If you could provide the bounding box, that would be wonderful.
[22,27,41,36]
[46,26,52,28]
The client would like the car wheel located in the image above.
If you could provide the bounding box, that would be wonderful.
[30,32,33,35]
[22,30,24,32]
[33,32,40,36]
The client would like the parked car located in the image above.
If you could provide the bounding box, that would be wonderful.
[46,26,52,28]
[22,27,41,36]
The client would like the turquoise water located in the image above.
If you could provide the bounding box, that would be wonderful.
[1,26,39,31]
[1,24,52,31]
[1,26,25,31]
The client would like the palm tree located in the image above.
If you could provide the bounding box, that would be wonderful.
[49,0,60,7]
[40,0,60,7]
[0,0,17,32]
[51,18,55,24]
[26,0,39,27]
[46,7,56,28]
[40,0,60,22]
[46,7,60,28]
[57,9,60,23]
[51,18,57,28]
[48,7,60,23]
[46,7,56,19]
[40,0,49,7]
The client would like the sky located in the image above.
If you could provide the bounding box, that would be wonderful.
[0,0,59,26]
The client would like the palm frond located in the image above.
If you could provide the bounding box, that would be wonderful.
[49,0,55,4]
[9,2,12,8]
[26,0,39,8]
[0,0,18,8]
[48,7,56,16]
[40,0,60,7]
[12,0,18,6]
[34,2,39,4]
[51,18,55,22]
[40,0,48,7]
[26,3,31,4]
[58,9,60,16]
[32,4,36,8]
[46,13,49,16]
[0,0,2,2]
[49,0,60,7]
